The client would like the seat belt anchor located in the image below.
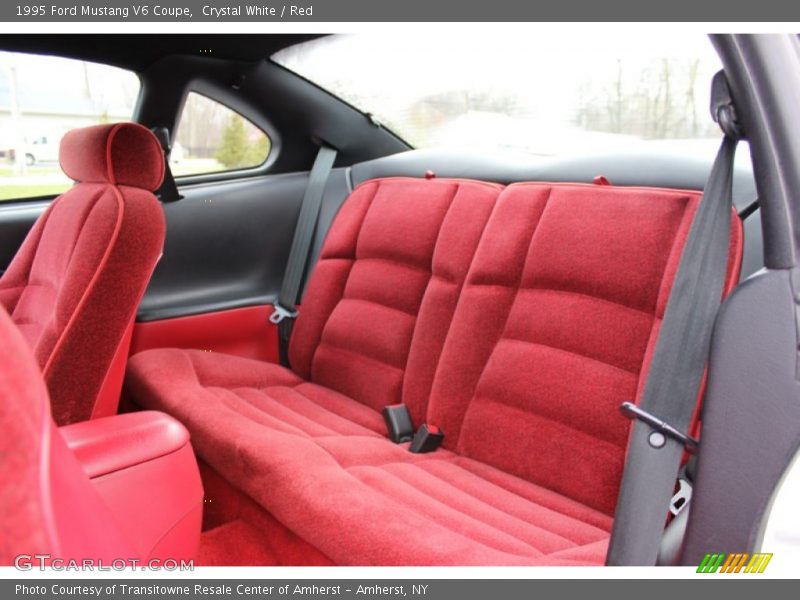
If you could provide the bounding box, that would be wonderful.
[620,402,699,454]
[269,302,298,325]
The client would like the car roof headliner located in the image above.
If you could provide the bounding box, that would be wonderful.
[0,34,325,71]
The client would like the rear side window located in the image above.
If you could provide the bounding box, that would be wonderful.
[274,33,722,159]
[0,51,139,202]
[172,92,271,177]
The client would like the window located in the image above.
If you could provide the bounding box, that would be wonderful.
[172,93,271,177]
[0,51,139,202]
[274,32,723,159]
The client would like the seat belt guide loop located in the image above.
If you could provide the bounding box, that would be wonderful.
[620,402,699,454]
[710,70,744,141]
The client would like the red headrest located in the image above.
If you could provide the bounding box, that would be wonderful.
[59,122,165,191]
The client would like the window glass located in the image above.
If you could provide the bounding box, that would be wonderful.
[0,51,139,201]
[172,92,271,177]
[274,32,723,158]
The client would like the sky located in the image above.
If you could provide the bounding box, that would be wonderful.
[0,50,138,114]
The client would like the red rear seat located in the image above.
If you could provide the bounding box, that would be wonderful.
[125,177,742,565]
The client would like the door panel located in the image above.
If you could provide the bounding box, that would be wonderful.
[137,167,350,322]
[130,305,280,363]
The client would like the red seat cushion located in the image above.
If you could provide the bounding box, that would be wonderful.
[127,348,387,440]
[126,177,743,565]
[126,348,612,565]
[0,123,166,425]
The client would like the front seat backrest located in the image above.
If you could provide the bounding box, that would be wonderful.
[0,123,166,424]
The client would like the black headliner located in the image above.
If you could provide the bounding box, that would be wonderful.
[0,34,324,71]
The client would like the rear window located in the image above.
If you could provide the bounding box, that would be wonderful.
[0,51,139,201]
[274,33,722,158]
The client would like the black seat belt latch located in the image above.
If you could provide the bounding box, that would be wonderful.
[620,402,699,454]
[382,404,414,443]
[409,424,444,454]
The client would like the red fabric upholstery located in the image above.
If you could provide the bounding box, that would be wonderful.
[0,307,132,564]
[198,461,334,566]
[127,349,389,440]
[0,123,166,425]
[289,178,500,420]
[126,177,743,565]
[0,308,55,562]
[60,122,164,191]
[0,305,202,565]
[428,183,741,515]
[126,351,612,565]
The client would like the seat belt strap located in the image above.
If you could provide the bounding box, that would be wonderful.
[272,143,337,366]
[606,71,743,566]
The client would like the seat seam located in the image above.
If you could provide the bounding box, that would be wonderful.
[254,383,381,438]
[290,383,384,436]
[499,336,641,376]
[346,464,547,558]
[374,460,602,548]
[213,386,338,439]
[466,394,628,454]
[398,182,469,408]
[518,286,656,318]
[454,187,554,452]
[355,255,432,275]
[202,371,381,438]
[338,296,418,319]
[408,460,609,541]
[310,181,382,375]
[446,456,613,531]
[333,452,610,537]
[316,339,406,374]
[466,282,656,318]
[236,388,345,438]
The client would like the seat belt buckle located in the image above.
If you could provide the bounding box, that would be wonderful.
[409,424,444,454]
[382,404,414,443]
[269,302,298,325]
[620,401,699,454]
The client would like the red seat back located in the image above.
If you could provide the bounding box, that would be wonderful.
[0,123,166,424]
[426,182,743,515]
[288,178,501,423]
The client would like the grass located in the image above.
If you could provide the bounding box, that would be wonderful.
[1,163,71,201]
[0,184,70,201]
[0,157,232,202]
[0,165,62,176]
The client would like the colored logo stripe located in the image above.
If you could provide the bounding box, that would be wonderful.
[745,553,773,573]
[697,552,773,573]
[697,553,726,573]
